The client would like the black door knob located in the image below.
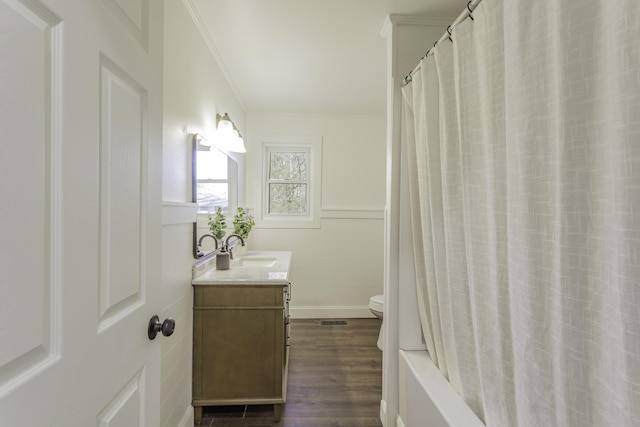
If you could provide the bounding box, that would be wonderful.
[148,315,176,340]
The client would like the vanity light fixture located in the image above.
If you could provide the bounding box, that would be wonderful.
[213,113,246,153]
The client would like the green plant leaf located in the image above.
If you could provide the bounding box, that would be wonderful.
[232,207,255,239]
[208,207,227,240]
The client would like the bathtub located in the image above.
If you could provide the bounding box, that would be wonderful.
[397,350,484,427]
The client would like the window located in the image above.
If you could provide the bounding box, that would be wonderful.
[261,138,321,228]
[267,148,309,215]
[196,148,236,214]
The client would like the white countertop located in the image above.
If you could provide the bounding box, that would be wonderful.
[192,250,292,285]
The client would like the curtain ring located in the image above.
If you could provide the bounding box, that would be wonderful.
[447,25,453,42]
[467,1,474,20]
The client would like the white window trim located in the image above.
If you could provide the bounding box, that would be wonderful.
[257,136,322,229]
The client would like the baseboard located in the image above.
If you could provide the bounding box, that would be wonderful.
[176,405,194,427]
[290,305,376,319]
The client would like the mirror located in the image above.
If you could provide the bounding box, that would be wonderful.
[192,134,238,258]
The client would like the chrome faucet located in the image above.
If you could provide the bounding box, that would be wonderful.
[224,234,245,259]
[196,234,219,258]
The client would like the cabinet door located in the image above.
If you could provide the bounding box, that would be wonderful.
[195,308,284,399]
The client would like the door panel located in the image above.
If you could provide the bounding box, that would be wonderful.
[0,0,163,425]
[0,0,61,392]
[98,55,146,327]
[102,0,149,51]
[97,369,145,427]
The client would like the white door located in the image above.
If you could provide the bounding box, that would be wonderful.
[0,0,164,425]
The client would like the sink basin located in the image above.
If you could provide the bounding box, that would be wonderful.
[236,256,277,267]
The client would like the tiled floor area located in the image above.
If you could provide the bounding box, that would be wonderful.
[196,405,281,427]
[195,318,383,427]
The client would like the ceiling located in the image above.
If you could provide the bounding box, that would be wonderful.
[190,0,469,116]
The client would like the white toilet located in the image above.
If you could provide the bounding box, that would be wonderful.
[369,294,384,351]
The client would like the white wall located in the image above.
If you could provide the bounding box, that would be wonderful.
[160,1,246,426]
[380,15,449,427]
[245,113,386,318]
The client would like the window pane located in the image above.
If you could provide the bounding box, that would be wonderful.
[269,151,307,180]
[268,183,307,214]
[197,182,228,213]
[197,150,228,180]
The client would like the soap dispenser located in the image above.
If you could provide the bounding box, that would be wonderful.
[216,246,230,270]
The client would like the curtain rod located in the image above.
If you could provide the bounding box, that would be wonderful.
[401,0,483,87]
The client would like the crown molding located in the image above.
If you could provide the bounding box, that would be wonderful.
[182,0,247,111]
[381,14,453,37]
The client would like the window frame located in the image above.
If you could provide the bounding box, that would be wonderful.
[259,137,322,228]
[196,148,238,215]
[265,146,311,217]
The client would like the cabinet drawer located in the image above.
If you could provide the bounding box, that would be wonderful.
[194,285,285,308]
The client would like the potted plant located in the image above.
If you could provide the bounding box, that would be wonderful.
[208,207,227,241]
[232,207,254,255]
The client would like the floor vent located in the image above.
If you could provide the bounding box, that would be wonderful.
[321,320,348,326]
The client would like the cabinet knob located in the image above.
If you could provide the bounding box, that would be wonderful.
[148,315,176,340]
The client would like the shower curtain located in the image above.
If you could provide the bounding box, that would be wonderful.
[402,1,640,426]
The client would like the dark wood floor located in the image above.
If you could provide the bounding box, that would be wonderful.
[195,318,383,427]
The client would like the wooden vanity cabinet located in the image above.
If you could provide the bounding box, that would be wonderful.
[192,283,291,423]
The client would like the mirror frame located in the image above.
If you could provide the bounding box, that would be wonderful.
[191,133,240,259]
[191,134,199,258]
